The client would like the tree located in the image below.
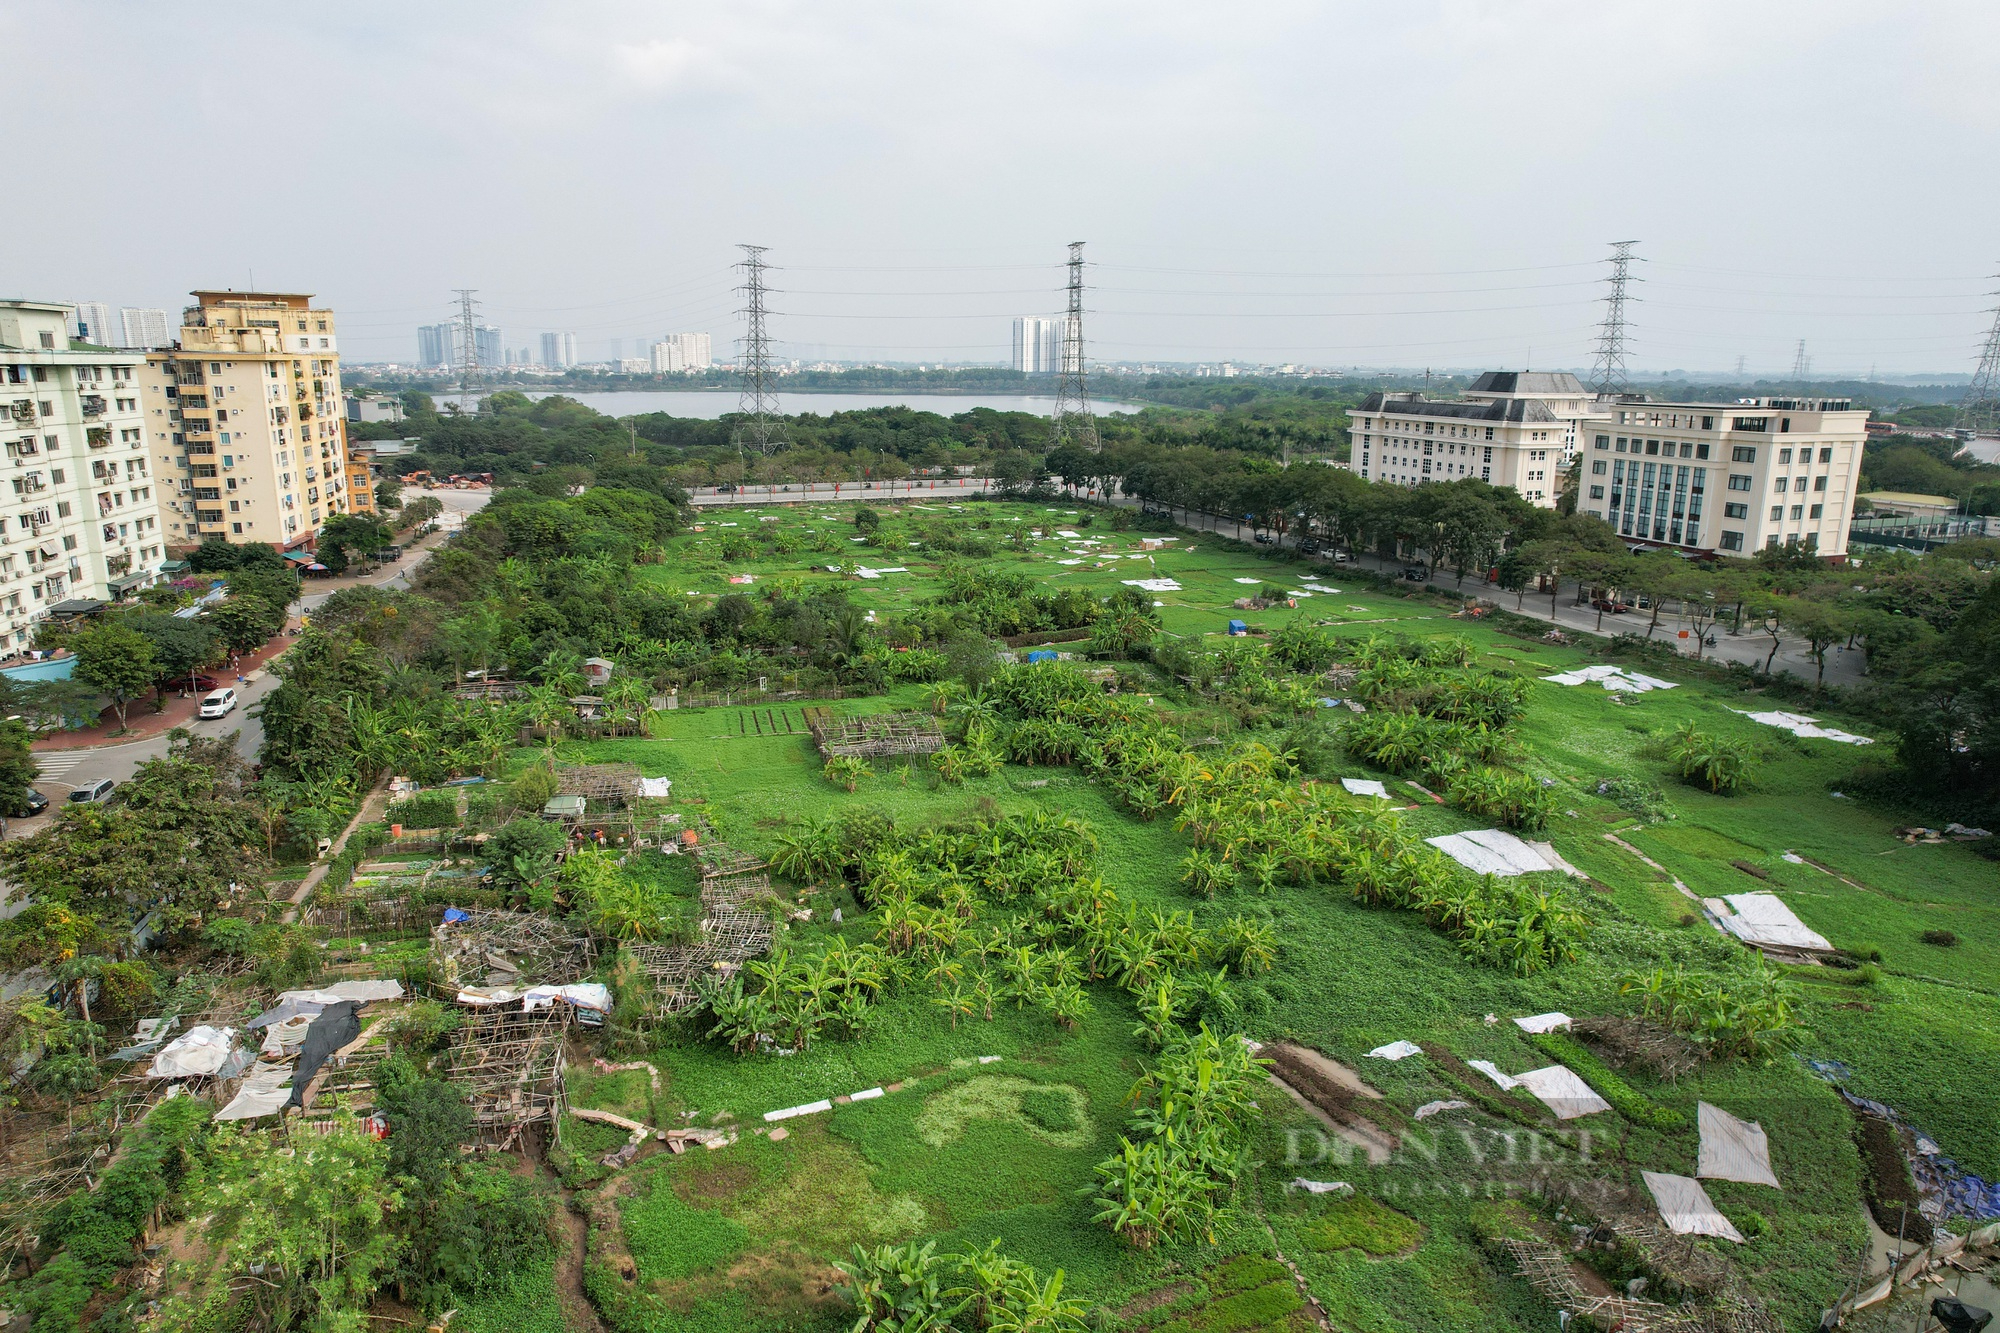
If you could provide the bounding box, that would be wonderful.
[375,475,404,511]
[1788,599,1854,686]
[127,609,218,694]
[210,596,284,655]
[853,507,882,534]
[0,718,38,817]
[70,621,155,732]
[13,678,103,732]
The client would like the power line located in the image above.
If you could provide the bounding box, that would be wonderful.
[1957,272,2000,435]
[733,245,782,456]
[1589,241,1640,393]
[1790,339,1811,382]
[1051,242,1100,453]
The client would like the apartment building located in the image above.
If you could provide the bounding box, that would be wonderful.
[0,301,170,648]
[1011,316,1061,374]
[140,292,355,552]
[1581,396,1868,559]
[1344,371,1603,507]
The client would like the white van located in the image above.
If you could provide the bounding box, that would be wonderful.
[198,688,238,719]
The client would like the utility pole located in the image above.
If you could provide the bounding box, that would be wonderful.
[1791,339,1811,383]
[452,288,480,411]
[1956,270,2000,436]
[733,244,782,456]
[1588,241,1641,394]
[1051,241,1101,452]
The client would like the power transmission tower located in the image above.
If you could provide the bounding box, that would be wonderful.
[1588,241,1641,394]
[452,288,480,410]
[1957,273,2000,435]
[733,244,782,455]
[1051,241,1100,452]
[1734,355,1747,378]
[1790,339,1810,383]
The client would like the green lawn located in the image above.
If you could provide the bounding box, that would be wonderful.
[542,497,1998,1333]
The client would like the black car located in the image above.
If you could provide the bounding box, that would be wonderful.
[9,789,48,817]
[1401,565,1431,582]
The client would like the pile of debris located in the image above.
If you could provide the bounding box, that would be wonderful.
[431,907,595,989]
[1893,824,1993,844]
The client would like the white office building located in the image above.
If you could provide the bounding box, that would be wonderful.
[119,307,171,351]
[1345,371,1602,508]
[659,332,711,371]
[1012,316,1061,374]
[1582,396,1868,559]
[0,301,171,646]
[536,331,579,369]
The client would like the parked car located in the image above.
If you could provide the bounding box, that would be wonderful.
[1298,536,1323,555]
[69,778,116,805]
[1401,565,1432,581]
[1590,597,1632,614]
[1253,531,1273,545]
[715,484,737,493]
[198,687,238,719]
[184,674,219,692]
[1331,550,1353,564]
[8,789,48,817]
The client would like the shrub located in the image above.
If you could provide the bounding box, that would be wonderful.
[1446,766,1556,833]
[1304,1194,1422,1256]
[1664,722,1755,794]
[1921,929,1959,947]
[386,791,459,829]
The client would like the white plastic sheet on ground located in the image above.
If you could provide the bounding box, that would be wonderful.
[1234,578,1263,585]
[278,980,404,1005]
[456,987,524,1006]
[1424,828,1566,877]
[149,1025,237,1078]
[214,1062,296,1121]
[1642,1171,1745,1242]
[1513,1013,1572,1034]
[1365,1040,1423,1060]
[1340,777,1390,798]
[1121,578,1181,592]
[1697,1102,1781,1187]
[1542,664,1678,693]
[1703,892,1832,952]
[1468,1059,1520,1090]
[1287,1179,1353,1194]
[1513,1066,1612,1119]
[641,777,673,799]
[1414,1100,1472,1120]
[260,1014,317,1059]
[523,983,614,1014]
[1733,709,1873,745]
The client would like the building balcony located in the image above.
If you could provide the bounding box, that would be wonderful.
[80,396,107,417]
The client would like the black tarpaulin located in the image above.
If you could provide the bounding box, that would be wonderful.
[1934,1299,1993,1333]
[286,1001,361,1108]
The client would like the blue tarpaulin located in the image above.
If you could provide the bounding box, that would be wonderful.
[1025,649,1058,664]
[1228,620,1248,635]
[442,907,470,925]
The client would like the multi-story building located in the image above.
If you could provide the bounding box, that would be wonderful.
[1580,396,1868,559]
[70,301,116,347]
[1344,371,1602,507]
[119,307,170,350]
[344,393,405,424]
[1011,317,1060,374]
[656,332,711,371]
[540,331,579,369]
[419,322,505,370]
[140,291,356,552]
[0,301,170,648]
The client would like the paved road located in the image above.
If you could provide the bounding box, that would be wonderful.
[7,487,492,840]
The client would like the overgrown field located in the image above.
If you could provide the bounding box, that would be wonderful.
[545,498,1996,1333]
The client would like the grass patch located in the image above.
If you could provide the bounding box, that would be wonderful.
[1302,1195,1422,1257]
[623,1163,752,1282]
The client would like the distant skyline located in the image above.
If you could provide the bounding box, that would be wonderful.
[10,2,1999,377]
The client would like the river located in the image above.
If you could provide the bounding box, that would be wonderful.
[437,389,1136,420]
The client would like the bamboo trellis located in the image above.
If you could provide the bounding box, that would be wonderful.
[445,1007,570,1150]
[804,708,944,759]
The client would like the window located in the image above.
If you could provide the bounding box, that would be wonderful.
[1770,506,1783,521]
[1819,447,1833,463]
[1695,443,1711,460]
[1790,505,1804,520]
[1732,445,1757,462]
[1591,459,1607,475]
[1774,477,1788,493]
[1813,475,1827,492]
[1779,448,1793,464]
[1589,485,1604,499]
[1644,440,1659,456]
[1724,502,1748,519]
[1727,474,1753,492]
[1595,435,1609,449]
[1809,504,1823,519]
[1720,531,1744,551]
[1485,427,1493,440]
[1701,416,1715,430]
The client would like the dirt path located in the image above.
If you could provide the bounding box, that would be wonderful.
[556,1189,608,1333]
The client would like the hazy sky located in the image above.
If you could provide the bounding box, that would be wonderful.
[14,1,2000,375]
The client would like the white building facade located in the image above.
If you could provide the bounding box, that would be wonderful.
[119,307,170,350]
[0,301,170,647]
[1582,396,1868,559]
[1012,316,1061,374]
[1344,371,1602,508]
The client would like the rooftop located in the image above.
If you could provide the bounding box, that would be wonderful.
[1466,370,1588,396]
[1354,392,1563,423]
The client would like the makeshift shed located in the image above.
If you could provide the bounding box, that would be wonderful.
[1641,1171,1745,1243]
[1228,619,1249,636]
[804,708,944,760]
[1697,1102,1780,1188]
